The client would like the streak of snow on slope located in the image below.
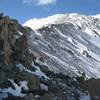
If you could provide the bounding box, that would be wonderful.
[0,79,28,97]
[42,51,82,76]
[92,14,100,19]
[80,94,90,100]
[16,63,48,80]
[90,37,100,48]
[84,28,94,37]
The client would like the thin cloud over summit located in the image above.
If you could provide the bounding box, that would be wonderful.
[22,0,57,6]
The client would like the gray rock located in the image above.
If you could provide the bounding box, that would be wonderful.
[24,93,35,100]
[38,93,55,100]
[0,71,6,83]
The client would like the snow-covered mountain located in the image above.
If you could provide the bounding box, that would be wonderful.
[92,14,100,19]
[1,13,100,100]
[24,13,100,78]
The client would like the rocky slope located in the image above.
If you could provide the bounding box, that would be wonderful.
[0,13,100,100]
[24,13,100,79]
[24,13,100,99]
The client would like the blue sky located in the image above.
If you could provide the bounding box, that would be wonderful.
[0,0,100,24]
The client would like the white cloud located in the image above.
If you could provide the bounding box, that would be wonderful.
[22,0,57,6]
[22,0,34,6]
[37,0,57,6]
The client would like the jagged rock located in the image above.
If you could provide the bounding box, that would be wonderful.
[0,71,6,84]
[3,94,24,100]
[37,93,55,100]
[0,14,27,65]
[1,64,14,71]
[0,17,11,65]
[24,93,35,100]
[13,35,27,62]
[0,79,12,89]
[0,12,3,20]
[85,78,100,99]
[0,14,40,100]
[3,93,34,100]
[7,70,40,92]
[21,72,40,91]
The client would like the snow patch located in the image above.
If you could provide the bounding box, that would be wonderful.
[40,83,48,91]
[16,63,25,71]
[18,31,23,36]
[80,94,90,100]
[88,50,100,62]
[68,37,73,43]
[84,28,94,36]
[54,27,68,38]
[0,79,28,97]
[34,30,42,38]
[26,67,48,79]
[16,63,48,80]
[23,14,67,30]
[27,62,48,80]
[90,37,100,48]
[76,42,87,54]
[92,14,100,19]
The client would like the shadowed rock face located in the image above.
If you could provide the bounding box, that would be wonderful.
[0,15,27,65]
[85,79,100,100]
[0,16,11,65]
[0,14,40,98]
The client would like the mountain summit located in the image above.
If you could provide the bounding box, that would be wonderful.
[24,13,100,32]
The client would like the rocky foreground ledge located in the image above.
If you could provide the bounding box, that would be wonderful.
[0,13,100,100]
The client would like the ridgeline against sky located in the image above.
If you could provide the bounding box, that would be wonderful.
[0,0,100,24]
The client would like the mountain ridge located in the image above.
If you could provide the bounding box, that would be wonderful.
[1,13,100,100]
[23,13,100,30]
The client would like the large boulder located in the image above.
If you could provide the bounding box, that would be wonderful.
[85,78,100,99]
[37,93,55,100]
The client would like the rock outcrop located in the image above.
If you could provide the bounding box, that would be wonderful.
[0,13,40,99]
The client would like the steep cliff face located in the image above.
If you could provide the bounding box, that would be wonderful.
[0,15,27,65]
[0,16,11,65]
